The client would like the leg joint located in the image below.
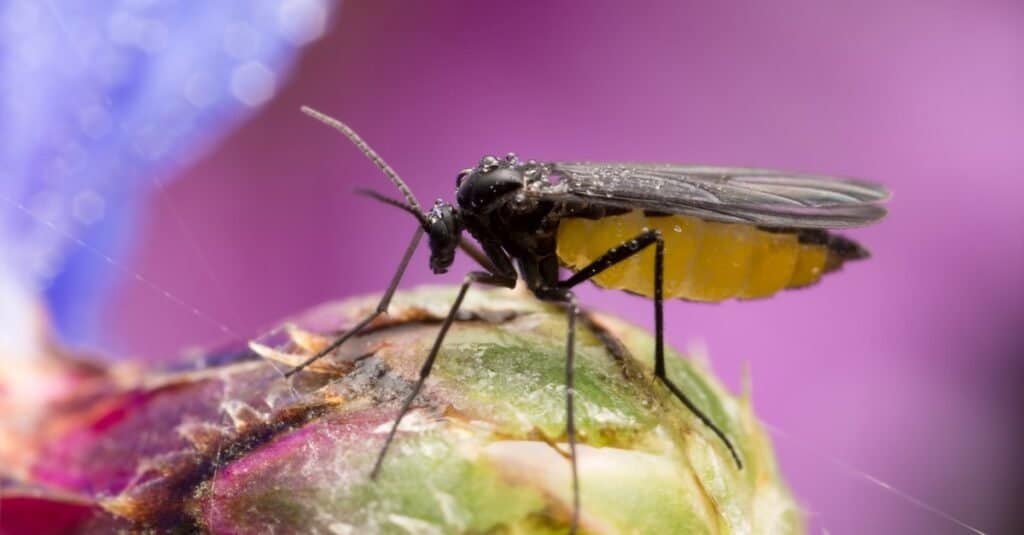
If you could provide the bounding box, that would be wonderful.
[466,271,516,288]
[558,229,663,290]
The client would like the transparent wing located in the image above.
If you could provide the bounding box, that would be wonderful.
[542,162,890,229]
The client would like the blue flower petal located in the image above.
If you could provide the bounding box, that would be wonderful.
[0,0,336,350]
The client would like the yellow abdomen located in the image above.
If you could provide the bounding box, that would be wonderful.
[556,211,831,302]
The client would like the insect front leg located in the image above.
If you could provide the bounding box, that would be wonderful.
[284,227,424,378]
[558,229,743,469]
[370,270,515,479]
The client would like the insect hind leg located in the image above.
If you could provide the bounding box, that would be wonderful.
[558,229,743,469]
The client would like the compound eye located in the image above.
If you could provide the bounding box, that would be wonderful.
[455,169,472,188]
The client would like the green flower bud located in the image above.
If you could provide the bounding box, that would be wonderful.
[0,286,803,534]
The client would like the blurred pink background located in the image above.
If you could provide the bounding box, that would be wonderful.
[99,1,1022,533]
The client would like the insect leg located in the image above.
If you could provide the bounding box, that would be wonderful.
[565,292,581,535]
[284,227,424,378]
[559,230,659,288]
[559,229,743,469]
[535,289,583,534]
[650,235,743,469]
[458,239,500,273]
[370,270,515,479]
[577,308,636,378]
[534,286,582,535]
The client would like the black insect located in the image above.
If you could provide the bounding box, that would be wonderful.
[288,106,889,533]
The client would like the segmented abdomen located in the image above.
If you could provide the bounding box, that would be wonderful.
[556,211,839,302]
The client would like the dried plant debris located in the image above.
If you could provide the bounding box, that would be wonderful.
[0,286,803,534]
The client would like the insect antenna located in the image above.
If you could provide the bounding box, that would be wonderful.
[355,188,428,227]
[300,106,422,212]
[356,188,499,273]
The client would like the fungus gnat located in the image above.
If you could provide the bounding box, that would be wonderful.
[288,106,889,534]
